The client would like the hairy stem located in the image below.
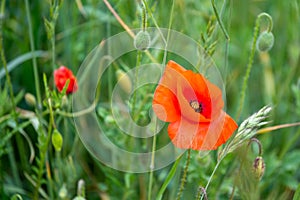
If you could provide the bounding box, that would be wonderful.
[176,149,191,200]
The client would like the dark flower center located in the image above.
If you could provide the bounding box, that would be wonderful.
[189,100,203,113]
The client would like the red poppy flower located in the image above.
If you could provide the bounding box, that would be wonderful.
[54,66,78,94]
[152,60,238,150]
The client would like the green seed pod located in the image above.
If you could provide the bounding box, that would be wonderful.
[116,69,132,94]
[253,156,265,180]
[134,30,151,51]
[25,93,36,107]
[256,31,274,52]
[52,129,63,152]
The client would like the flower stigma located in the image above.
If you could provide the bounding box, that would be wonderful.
[189,100,203,113]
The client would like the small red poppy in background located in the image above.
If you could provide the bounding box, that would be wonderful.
[152,60,238,150]
[54,66,78,94]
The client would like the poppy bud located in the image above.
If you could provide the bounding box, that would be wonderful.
[253,156,265,180]
[134,30,151,51]
[54,66,78,94]
[25,93,36,107]
[256,31,274,52]
[116,69,132,94]
[52,129,63,152]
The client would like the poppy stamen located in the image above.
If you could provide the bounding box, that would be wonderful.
[189,100,203,113]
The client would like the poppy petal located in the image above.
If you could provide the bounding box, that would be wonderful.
[168,111,237,150]
[211,112,238,149]
[176,79,210,123]
[182,70,224,119]
[168,119,204,149]
[152,85,180,122]
[152,61,187,122]
[193,111,238,150]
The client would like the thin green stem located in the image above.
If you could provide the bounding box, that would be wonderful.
[141,2,147,31]
[176,149,191,200]
[211,0,230,41]
[236,15,260,120]
[147,117,157,200]
[236,13,273,119]
[33,75,54,200]
[201,156,224,200]
[51,29,56,83]
[132,50,142,118]
[1,0,28,172]
[163,0,175,65]
[258,12,273,32]
[0,0,17,119]
[24,0,42,110]
[107,19,112,99]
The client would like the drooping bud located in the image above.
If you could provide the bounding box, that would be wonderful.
[134,30,151,51]
[52,129,63,152]
[256,31,274,52]
[116,69,132,94]
[25,93,36,107]
[253,156,265,180]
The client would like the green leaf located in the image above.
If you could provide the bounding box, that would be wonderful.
[156,155,183,200]
[10,194,23,200]
[0,50,49,79]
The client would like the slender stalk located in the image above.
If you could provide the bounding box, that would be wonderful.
[131,50,142,118]
[211,0,230,41]
[236,13,273,119]
[0,0,16,119]
[148,1,175,198]
[204,159,221,190]
[147,118,157,200]
[24,0,42,109]
[236,16,260,120]
[51,27,56,85]
[176,149,191,200]
[33,75,55,199]
[1,0,28,172]
[162,0,175,65]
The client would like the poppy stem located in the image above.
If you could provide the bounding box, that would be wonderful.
[24,0,42,110]
[147,126,157,200]
[176,149,191,200]
[0,0,26,183]
[211,0,230,41]
[236,14,261,120]
[236,13,273,119]
[201,156,223,200]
